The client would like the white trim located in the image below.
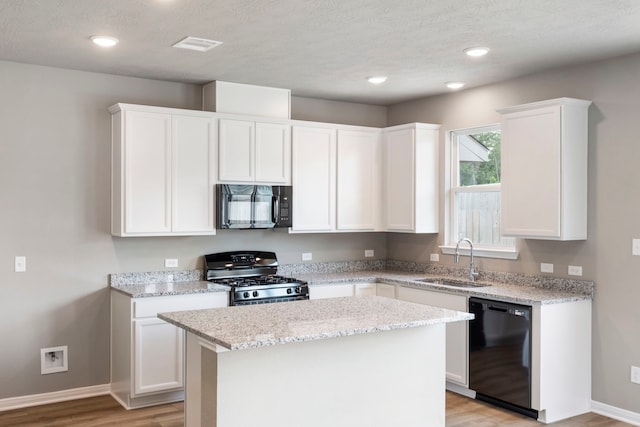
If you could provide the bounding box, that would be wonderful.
[0,384,110,412]
[446,382,476,399]
[440,245,519,260]
[592,400,640,426]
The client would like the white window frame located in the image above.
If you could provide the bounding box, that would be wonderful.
[440,124,519,260]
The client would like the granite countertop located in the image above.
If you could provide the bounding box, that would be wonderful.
[298,271,593,305]
[110,280,230,298]
[109,268,593,304]
[158,296,473,351]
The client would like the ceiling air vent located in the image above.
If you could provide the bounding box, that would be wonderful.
[172,36,223,52]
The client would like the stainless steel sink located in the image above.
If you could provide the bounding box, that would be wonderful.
[417,278,490,288]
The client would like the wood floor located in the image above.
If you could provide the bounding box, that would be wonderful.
[0,392,633,426]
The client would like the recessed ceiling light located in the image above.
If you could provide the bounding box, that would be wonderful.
[445,81,465,90]
[367,76,388,85]
[172,36,223,52]
[464,47,490,57]
[90,36,119,47]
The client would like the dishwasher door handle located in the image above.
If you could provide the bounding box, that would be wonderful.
[488,306,508,312]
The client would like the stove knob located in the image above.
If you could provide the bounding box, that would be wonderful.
[287,288,293,294]
[295,287,301,293]
[243,292,250,299]
[253,291,259,297]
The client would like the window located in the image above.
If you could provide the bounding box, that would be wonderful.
[443,125,517,259]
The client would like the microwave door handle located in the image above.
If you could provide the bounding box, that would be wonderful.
[272,196,279,225]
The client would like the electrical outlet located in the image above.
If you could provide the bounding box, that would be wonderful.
[365,249,374,258]
[165,258,178,268]
[568,265,583,276]
[302,253,312,261]
[540,263,554,273]
[632,366,640,384]
[633,239,640,256]
[430,254,440,262]
[15,256,26,272]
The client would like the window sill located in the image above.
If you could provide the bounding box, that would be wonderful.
[439,245,519,260]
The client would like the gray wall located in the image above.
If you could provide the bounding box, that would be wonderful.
[0,60,386,399]
[291,96,387,127]
[387,52,640,413]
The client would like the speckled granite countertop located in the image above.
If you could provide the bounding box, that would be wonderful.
[111,280,230,298]
[110,265,593,304]
[158,296,473,351]
[301,271,592,305]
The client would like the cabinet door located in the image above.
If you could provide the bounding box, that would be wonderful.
[384,128,415,231]
[337,130,381,230]
[133,317,184,395]
[309,284,354,299]
[291,126,336,231]
[354,282,377,296]
[124,111,172,234]
[397,287,468,386]
[501,106,561,238]
[172,114,216,233]
[219,119,255,181]
[376,283,396,299]
[255,122,291,183]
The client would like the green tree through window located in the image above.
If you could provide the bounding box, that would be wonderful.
[459,131,501,186]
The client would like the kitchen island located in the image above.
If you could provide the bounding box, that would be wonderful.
[159,296,473,427]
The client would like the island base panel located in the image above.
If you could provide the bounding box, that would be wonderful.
[190,325,446,427]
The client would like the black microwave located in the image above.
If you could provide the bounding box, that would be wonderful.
[217,184,292,229]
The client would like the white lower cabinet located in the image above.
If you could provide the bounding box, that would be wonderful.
[309,282,387,299]
[309,283,354,299]
[376,283,396,299]
[133,317,183,395]
[396,286,469,386]
[532,299,592,423]
[111,291,228,409]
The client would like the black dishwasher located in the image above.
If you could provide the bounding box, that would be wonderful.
[469,297,537,419]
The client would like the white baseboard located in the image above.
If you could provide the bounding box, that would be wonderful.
[592,400,640,426]
[0,384,111,412]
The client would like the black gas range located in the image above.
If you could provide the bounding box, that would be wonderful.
[204,251,309,306]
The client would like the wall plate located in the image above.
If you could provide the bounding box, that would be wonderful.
[41,346,68,375]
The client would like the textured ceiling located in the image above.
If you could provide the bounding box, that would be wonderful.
[2,0,640,105]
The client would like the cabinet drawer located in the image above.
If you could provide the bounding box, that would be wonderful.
[133,292,228,318]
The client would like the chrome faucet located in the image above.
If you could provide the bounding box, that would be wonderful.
[454,237,479,282]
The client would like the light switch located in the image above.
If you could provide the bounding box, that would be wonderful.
[633,239,640,256]
[365,249,374,258]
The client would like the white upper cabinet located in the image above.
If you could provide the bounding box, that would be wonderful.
[383,123,440,233]
[291,125,337,232]
[498,98,591,240]
[336,129,383,231]
[110,104,216,237]
[291,125,382,233]
[218,118,291,184]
